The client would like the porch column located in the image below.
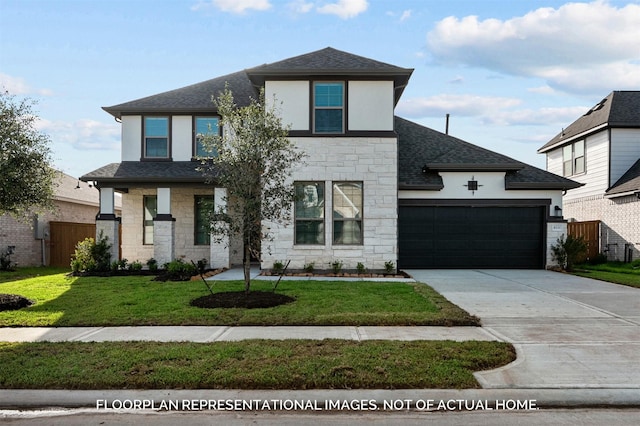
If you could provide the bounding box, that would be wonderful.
[154,187,175,265]
[95,187,120,262]
[210,187,230,268]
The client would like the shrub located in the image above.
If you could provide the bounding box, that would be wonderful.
[331,259,343,274]
[551,234,587,272]
[0,250,16,272]
[70,232,112,273]
[384,260,395,274]
[163,258,197,281]
[146,258,158,273]
[303,262,315,273]
[129,261,143,272]
[356,262,366,274]
[272,260,284,274]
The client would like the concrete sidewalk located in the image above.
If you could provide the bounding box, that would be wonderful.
[0,325,495,343]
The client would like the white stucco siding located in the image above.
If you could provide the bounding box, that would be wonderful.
[610,128,640,184]
[265,80,310,130]
[262,136,398,271]
[348,81,394,131]
[121,115,141,161]
[171,116,193,160]
[398,171,563,216]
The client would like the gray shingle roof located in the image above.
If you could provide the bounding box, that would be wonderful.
[80,161,216,185]
[538,91,640,153]
[396,116,581,190]
[606,158,640,196]
[102,71,256,119]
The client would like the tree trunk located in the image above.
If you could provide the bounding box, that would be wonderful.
[243,243,251,294]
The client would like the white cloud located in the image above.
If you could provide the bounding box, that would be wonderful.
[397,94,521,118]
[399,9,412,22]
[37,118,120,151]
[192,0,272,14]
[316,0,368,19]
[0,73,53,96]
[483,106,589,126]
[426,1,640,94]
[288,0,314,14]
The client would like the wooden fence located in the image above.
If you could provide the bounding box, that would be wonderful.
[567,220,600,261]
[49,222,97,267]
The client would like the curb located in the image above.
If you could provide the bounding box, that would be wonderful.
[1,388,639,410]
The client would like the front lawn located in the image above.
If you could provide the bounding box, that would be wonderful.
[573,261,640,288]
[0,270,479,326]
[0,340,515,389]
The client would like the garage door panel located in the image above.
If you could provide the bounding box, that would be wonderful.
[399,205,544,269]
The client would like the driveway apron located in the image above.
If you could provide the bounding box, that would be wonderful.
[407,270,640,389]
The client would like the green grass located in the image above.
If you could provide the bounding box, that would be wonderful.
[0,270,478,326]
[0,340,515,389]
[573,261,640,288]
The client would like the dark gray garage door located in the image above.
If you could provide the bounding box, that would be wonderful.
[399,205,545,269]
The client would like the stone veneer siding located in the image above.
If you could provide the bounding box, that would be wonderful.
[261,136,398,271]
[564,194,640,261]
[121,187,216,265]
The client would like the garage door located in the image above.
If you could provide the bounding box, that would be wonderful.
[399,205,545,269]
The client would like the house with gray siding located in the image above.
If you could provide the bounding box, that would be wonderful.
[81,47,579,271]
[538,91,640,262]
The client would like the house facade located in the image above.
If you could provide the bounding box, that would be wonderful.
[82,47,579,271]
[538,91,640,262]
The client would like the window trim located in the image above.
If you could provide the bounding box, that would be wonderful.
[194,194,214,246]
[312,81,345,134]
[332,181,363,246]
[142,116,171,160]
[143,195,157,245]
[193,116,220,158]
[562,139,586,177]
[294,181,326,245]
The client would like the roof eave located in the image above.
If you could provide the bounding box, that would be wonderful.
[425,163,524,172]
[505,181,584,190]
[538,122,610,153]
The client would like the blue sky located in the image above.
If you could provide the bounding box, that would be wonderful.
[1,0,639,178]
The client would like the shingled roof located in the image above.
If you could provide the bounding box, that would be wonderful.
[102,47,413,119]
[396,116,581,191]
[606,158,640,196]
[538,91,640,153]
[80,161,216,186]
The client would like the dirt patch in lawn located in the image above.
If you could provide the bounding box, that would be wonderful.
[0,294,33,311]
[191,291,295,309]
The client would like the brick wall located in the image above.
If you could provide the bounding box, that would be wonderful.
[564,194,640,261]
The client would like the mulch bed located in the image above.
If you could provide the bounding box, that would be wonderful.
[0,293,33,311]
[191,291,295,309]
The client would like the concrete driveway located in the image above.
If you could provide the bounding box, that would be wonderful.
[408,270,640,389]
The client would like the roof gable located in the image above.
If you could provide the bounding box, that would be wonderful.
[396,116,581,191]
[539,91,640,153]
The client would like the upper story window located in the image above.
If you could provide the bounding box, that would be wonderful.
[144,117,169,158]
[562,140,585,176]
[313,82,344,133]
[194,116,219,158]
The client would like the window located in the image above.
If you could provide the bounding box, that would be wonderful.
[294,182,325,244]
[143,195,157,245]
[194,117,219,157]
[194,195,214,245]
[144,117,169,158]
[562,140,585,176]
[333,182,362,245]
[314,82,344,133]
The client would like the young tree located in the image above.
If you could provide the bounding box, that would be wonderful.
[0,92,57,218]
[199,87,305,293]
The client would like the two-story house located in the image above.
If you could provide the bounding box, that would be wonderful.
[82,47,580,271]
[538,91,640,262]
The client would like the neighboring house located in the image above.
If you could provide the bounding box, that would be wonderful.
[81,47,579,270]
[538,91,640,262]
[0,172,122,267]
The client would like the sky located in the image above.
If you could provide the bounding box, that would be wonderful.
[1,0,639,179]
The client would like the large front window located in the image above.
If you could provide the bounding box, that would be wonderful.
[314,82,344,133]
[194,117,219,157]
[144,117,169,158]
[563,140,585,176]
[333,182,362,245]
[143,195,157,245]
[294,182,325,244]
